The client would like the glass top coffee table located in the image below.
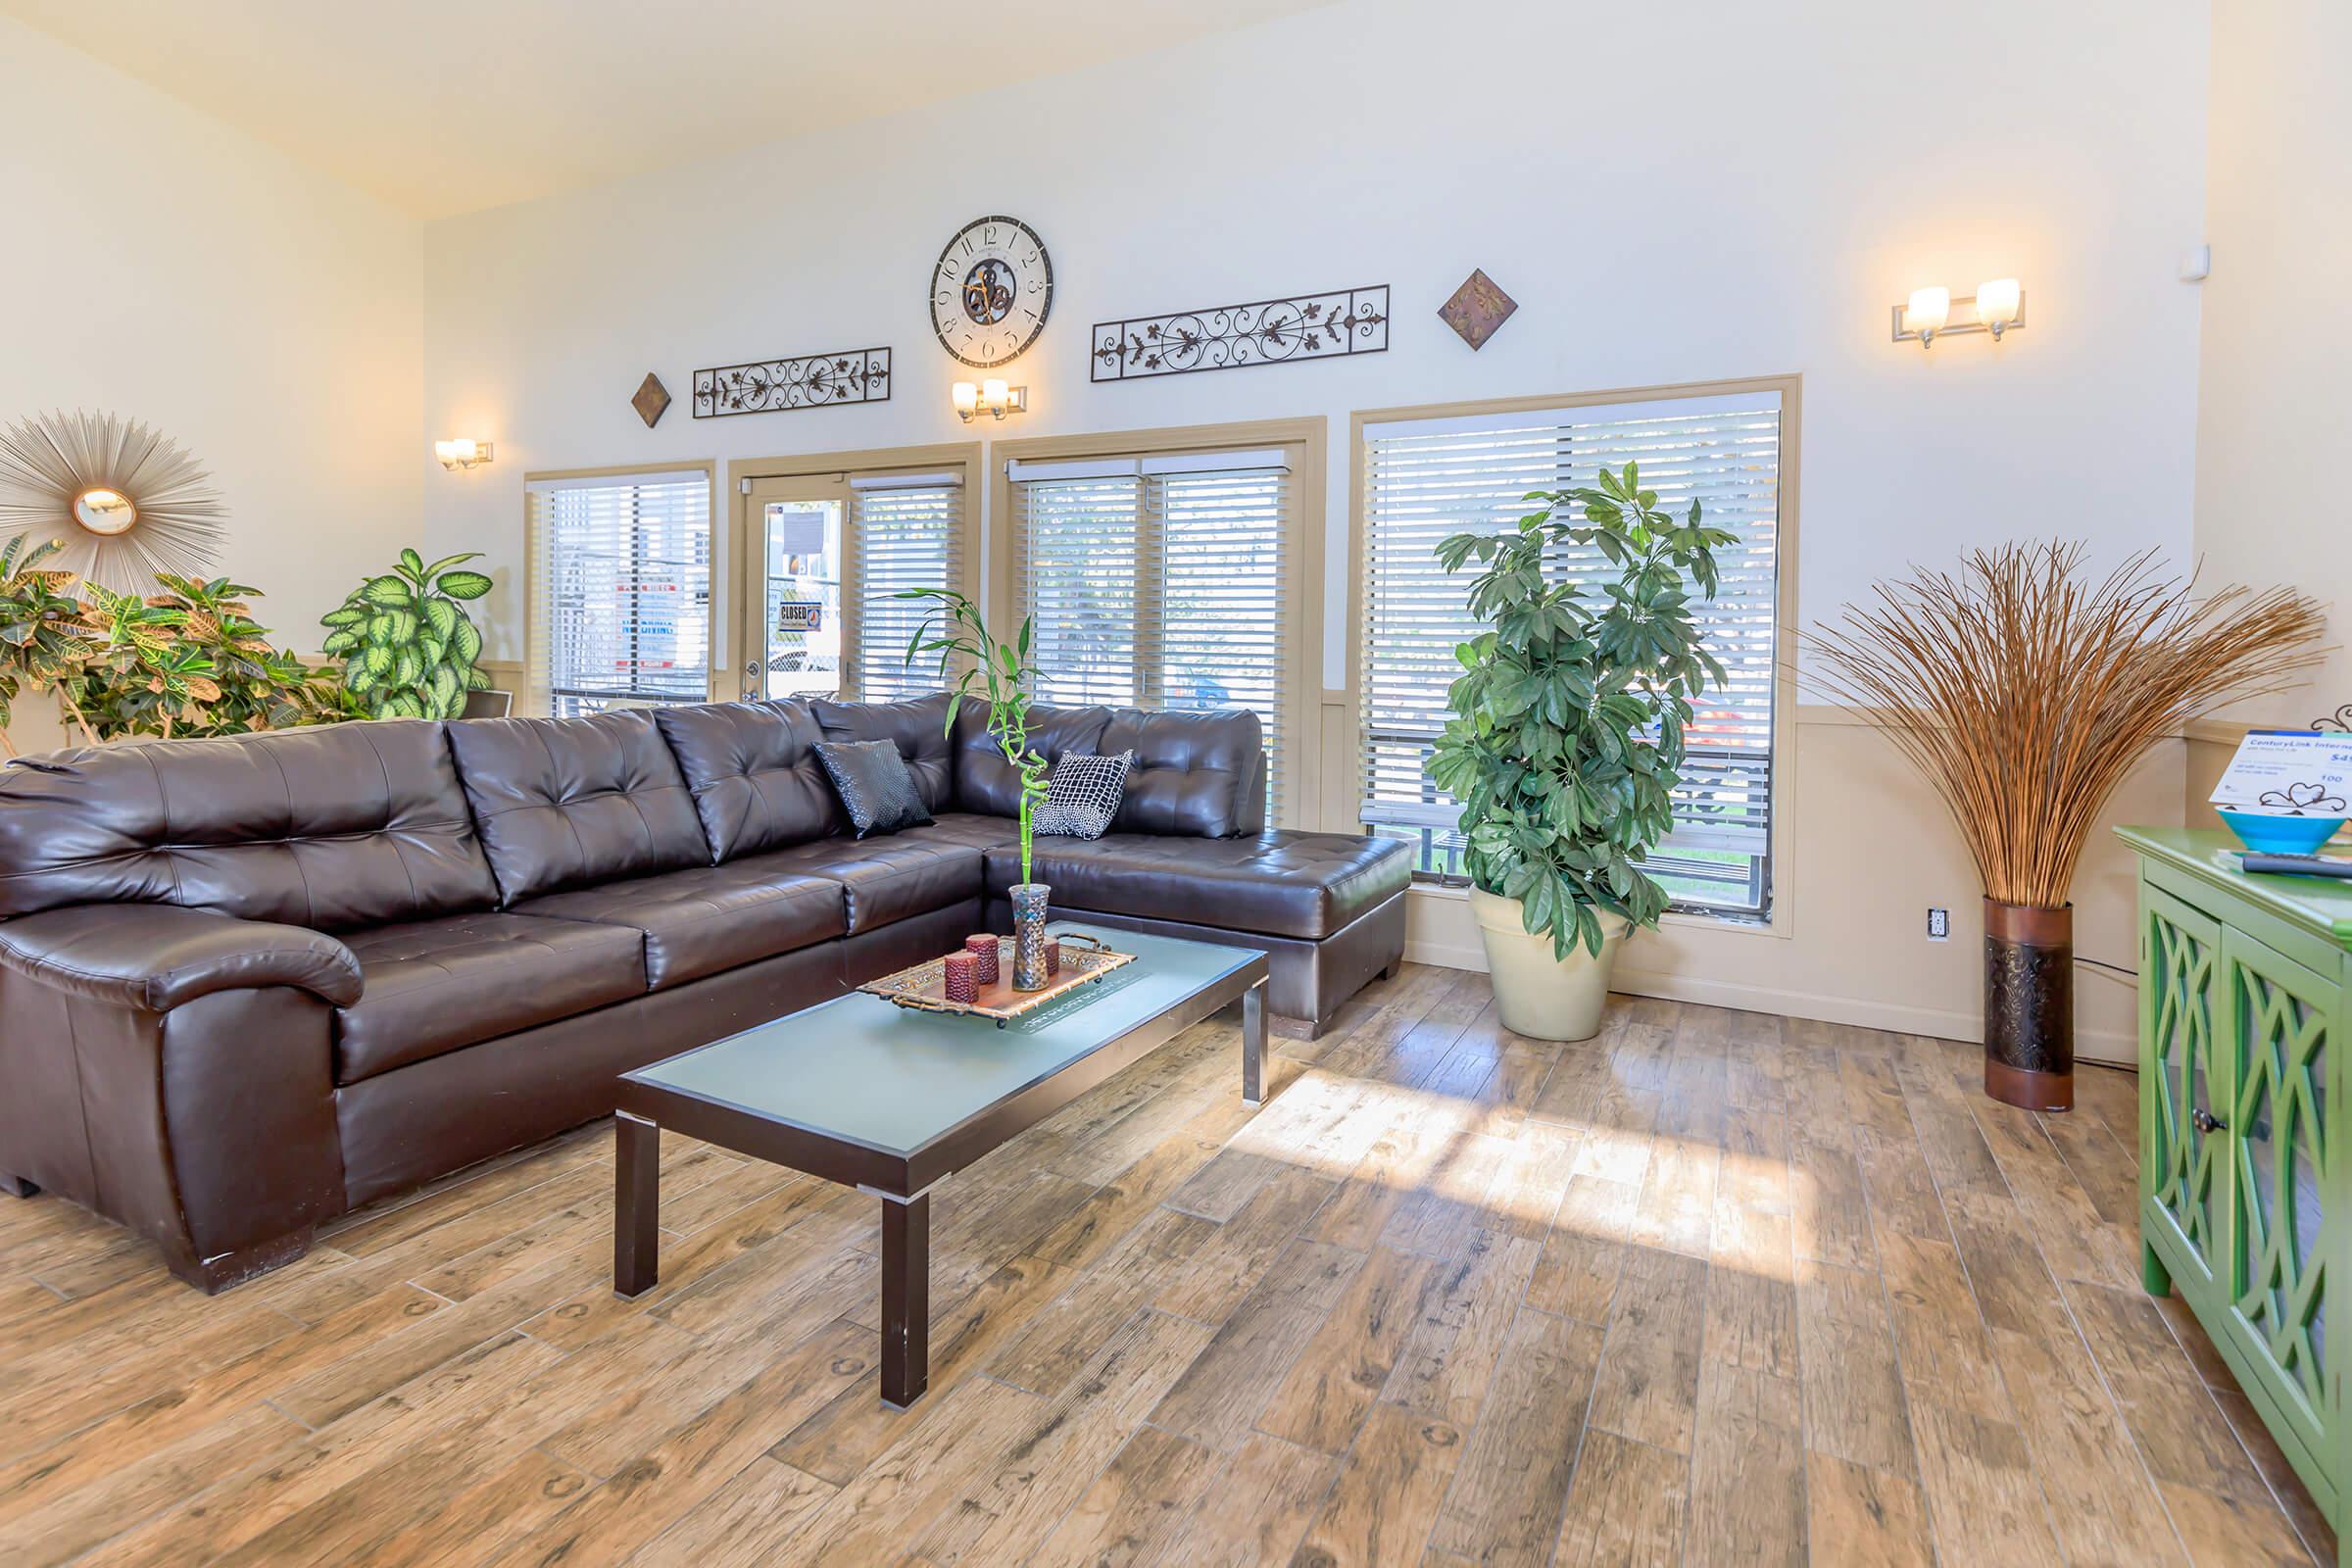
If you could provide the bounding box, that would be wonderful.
[612,921,1270,1407]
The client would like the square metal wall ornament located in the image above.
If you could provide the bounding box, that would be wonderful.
[631,373,672,428]
[1439,270,1518,351]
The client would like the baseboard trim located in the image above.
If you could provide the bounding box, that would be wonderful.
[1404,940,2135,1068]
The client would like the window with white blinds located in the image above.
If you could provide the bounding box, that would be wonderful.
[850,471,965,702]
[1008,449,1291,813]
[526,469,712,718]
[1360,388,1785,917]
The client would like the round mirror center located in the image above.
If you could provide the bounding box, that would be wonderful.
[73,488,138,536]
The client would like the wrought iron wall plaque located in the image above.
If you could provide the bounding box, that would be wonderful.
[693,348,891,417]
[1092,286,1389,381]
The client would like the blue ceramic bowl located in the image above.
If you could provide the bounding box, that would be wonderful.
[2219,808,2347,856]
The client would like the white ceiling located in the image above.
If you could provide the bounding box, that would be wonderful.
[3,0,1337,220]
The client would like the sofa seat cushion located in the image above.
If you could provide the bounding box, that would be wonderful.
[746,836,984,934]
[986,831,1411,941]
[334,912,648,1083]
[517,861,847,991]
[898,811,1023,853]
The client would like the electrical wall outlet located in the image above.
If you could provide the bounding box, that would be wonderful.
[1927,906,1951,942]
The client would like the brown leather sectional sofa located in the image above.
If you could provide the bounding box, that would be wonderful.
[0,692,1408,1291]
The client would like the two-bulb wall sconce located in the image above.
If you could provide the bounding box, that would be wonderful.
[433,438,494,470]
[1893,279,2024,349]
[952,380,1027,422]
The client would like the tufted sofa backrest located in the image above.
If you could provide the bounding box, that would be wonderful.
[1100,707,1264,838]
[810,693,957,813]
[0,721,500,930]
[655,699,847,860]
[444,709,710,904]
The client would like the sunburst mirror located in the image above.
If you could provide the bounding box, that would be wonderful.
[0,410,225,592]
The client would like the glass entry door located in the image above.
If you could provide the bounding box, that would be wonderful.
[740,476,848,702]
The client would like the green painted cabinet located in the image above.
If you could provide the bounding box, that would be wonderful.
[2123,826,2349,1553]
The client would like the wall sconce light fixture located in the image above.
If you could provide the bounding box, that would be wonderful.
[952,380,1027,422]
[1893,280,2025,349]
[434,438,494,470]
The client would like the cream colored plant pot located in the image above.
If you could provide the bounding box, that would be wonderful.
[1468,885,1631,1042]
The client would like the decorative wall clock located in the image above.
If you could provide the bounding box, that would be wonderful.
[930,216,1053,368]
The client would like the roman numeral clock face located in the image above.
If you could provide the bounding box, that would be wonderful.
[930,216,1053,368]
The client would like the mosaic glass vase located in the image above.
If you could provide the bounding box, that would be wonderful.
[1008,883,1051,991]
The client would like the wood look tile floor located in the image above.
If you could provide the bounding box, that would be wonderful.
[0,964,2335,1567]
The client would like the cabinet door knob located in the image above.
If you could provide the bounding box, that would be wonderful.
[2191,1108,2227,1135]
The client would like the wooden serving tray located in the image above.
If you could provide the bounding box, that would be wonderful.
[858,933,1137,1023]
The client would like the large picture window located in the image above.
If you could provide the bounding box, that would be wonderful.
[526,466,713,717]
[1358,385,1788,918]
[1006,444,1298,816]
[850,473,966,703]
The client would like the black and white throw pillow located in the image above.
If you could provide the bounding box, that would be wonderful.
[813,739,933,838]
[1032,750,1134,840]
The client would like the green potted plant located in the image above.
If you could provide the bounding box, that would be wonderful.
[0,537,98,754]
[898,587,1055,988]
[68,575,338,740]
[320,550,493,719]
[1428,462,1734,1040]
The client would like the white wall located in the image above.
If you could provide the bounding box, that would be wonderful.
[2192,0,2351,724]
[422,0,2212,683]
[0,13,422,753]
[417,0,2215,1057]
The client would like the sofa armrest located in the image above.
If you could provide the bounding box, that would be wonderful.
[0,904,363,1011]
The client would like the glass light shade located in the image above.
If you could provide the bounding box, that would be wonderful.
[73,487,138,536]
[981,378,1010,412]
[1976,277,2021,328]
[433,439,458,465]
[447,438,477,464]
[951,381,979,415]
[1905,286,1951,338]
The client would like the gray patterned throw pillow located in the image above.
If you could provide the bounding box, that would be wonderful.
[812,739,933,838]
[1033,750,1134,839]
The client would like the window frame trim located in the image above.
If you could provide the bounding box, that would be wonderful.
[988,416,1328,831]
[1346,374,1802,940]
[521,458,721,716]
[722,443,983,706]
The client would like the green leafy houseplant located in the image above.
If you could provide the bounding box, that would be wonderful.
[0,537,98,754]
[897,587,1048,884]
[1428,462,1735,960]
[321,550,493,719]
[67,575,339,741]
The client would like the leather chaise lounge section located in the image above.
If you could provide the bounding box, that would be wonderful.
[0,693,1407,1291]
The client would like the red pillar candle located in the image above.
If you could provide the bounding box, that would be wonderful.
[963,935,1001,987]
[1045,939,1062,977]
[943,950,978,1004]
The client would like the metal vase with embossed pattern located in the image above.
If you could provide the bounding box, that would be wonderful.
[1008,883,1051,991]
[1984,898,2073,1111]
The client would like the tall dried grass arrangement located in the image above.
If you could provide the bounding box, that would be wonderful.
[1806,543,2327,909]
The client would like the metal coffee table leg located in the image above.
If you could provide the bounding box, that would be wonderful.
[614,1110,660,1298]
[880,1192,931,1408]
[1243,979,1267,1106]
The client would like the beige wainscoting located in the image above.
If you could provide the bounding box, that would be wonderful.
[1370,703,2187,1069]
[0,699,73,760]
[2183,716,2248,829]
